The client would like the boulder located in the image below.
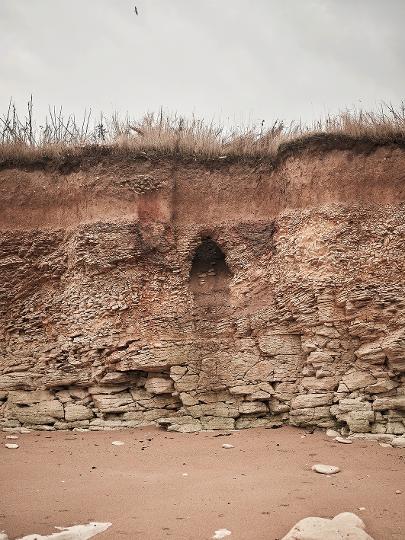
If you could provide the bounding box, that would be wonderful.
[281,512,373,540]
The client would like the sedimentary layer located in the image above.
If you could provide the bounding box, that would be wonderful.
[0,145,404,434]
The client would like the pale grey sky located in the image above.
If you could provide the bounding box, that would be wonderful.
[1,0,404,127]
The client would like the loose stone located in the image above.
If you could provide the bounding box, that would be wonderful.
[335,436,353,444]
[5,443,19,449]
[222,443,235,449]
[111,440,125,446]
[212,529,232,539]
[311,463,340,475]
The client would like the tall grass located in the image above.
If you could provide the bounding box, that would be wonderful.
[1,98,404,163]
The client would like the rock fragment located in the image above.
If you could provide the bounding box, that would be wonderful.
[311,463,340,475]
[222,443,234,449]
[335,436,352,444]
[5,443,19,449]
[212,529,232,539]
[281,512,373,539]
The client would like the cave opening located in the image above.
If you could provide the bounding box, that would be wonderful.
[190,237,230,277]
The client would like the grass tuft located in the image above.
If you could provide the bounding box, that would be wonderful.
[1,98,405,165]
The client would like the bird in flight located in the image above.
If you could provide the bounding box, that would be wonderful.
[134,5,138,15]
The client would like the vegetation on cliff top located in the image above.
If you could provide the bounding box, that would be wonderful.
[1,98,405,168]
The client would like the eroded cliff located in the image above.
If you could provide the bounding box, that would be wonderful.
[1,144,404,436]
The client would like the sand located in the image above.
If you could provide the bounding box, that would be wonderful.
[1,427,404,539]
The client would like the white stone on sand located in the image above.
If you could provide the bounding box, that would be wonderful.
[16,522,112,540]
[222,444,234,449]
[335,436,353,444]
[326,429,339,437]
[111,440,125,446]
[281,511,373,539]
[5,443,19,449]
[212,529,232,539]
[311,463,340,474]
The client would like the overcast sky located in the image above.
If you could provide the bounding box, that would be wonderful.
[1,0,404,128]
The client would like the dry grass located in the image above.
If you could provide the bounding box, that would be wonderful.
[1,98,405,165]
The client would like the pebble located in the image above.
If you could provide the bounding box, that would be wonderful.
[326,429,339,437]
[335,436,352,444]
[312,463,340,475]
[212,529,232,539]
[6,435,19,440]
[5,443,19,449]
[111,441,125,446]
[222,444,234,449]
[182,473,189,477]
[395,490,402,495]
[379,443,392,448]
[20,427,31,434]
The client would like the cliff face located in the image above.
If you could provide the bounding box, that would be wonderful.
[1,146,404,435]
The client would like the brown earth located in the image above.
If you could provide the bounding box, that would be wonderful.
[1,426,404,540]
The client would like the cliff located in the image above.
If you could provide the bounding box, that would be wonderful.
[1,141,404,436]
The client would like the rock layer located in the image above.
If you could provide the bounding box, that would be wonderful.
[1,149,405,433]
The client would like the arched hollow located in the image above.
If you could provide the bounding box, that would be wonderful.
[190,237,230,277]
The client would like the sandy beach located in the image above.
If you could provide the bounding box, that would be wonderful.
[1,426,404,539]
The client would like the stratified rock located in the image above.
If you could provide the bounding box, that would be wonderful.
[372,396,405,411]
[144,377,174,395]
[64,404,94,422]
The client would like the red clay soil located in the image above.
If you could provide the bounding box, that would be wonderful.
[1,427,404,540]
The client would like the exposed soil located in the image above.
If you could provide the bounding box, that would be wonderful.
[1,427,404,540]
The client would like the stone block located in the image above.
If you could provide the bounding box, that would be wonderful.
[372,396,405,411]
[366,379,399,394]
[64,403,94,421]
[382,330,405,372]
[200,416,235,430]
[239,401,268,414]
[92,392,133,412]
[301,377,339,392]
[291,393,333,409]
[7,390,53,405]
[289,406,332,426]
[145,377,174,395]
[341,371,376,391]
[306,351,334,368]
[8,400,64,425]
[354,342,386,364]
[258,334,302,355]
